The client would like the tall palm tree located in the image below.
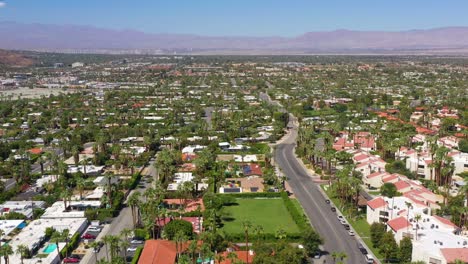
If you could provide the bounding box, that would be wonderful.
[405,201,413,235]
[89,241,101,263]
[242,221,252,264]
[128,191,141,228]
[414,214,422,240]
[2,244,13,264]
[75,177,86,200]
[15,245,28,264]
[102,235,112,262]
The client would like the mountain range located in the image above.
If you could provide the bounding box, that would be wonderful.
[2,21,468,54]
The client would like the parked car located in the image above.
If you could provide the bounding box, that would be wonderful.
[340,219,347,225]
[357,242,368,254]
[337,215,344,221]
[365,254,375,264]
[63,257,80,263]
[127,246,138,252]
[88,226,101,232]
[325,199,330,204]
[81,233,97,239]
[348,230,355,236]
[330,207,336,212]
[343,224,350,230]
[130,239,144,244]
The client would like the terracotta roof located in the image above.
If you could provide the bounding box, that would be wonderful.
[367,197,386,210]
[354,154,369,162]
[28,148,43,155]
[433,215,458,229]
[440,248,468,263]
[219,251,255,264]
[387,216,411,232]
[138,240,195,264]
[394,181,411,191]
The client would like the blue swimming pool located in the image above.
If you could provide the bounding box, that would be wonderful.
[43,244,57,254]
[17,222,26,229]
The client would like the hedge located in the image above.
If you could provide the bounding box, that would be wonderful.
[134,228,150,240]
[225,232,302,242]
[60,233,80,257]
[131,246,144,264]
[220,192,282,198]
[280,192,309,230]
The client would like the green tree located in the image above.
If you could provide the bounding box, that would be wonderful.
[399,237,412,263]
[370,222,386,247]
[379,231,399,263]
[380,182,400,198]
[0,244,13,264]
[301,228,323,256]
[163,219,194,240]
[15,245,29,264]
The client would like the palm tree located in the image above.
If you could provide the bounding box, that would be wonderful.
[174,231,187,261]
[337,252,347,264]
[89,241,100,263]
[128,191,141,228]
[242,221,252,264]
[15,245,28,264]
[414,214,422,240]
[405,201,413,234]
[2,244,13,264]
[75,177,86,200]
[331,251,339,263]
[102,235,112,262]
[50,230,65,261]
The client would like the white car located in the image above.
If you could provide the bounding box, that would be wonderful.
[337,215,344,221]
[348,230,355,236]
[130,240,144,244]
[127,247,138,252]
[88,227,101,232]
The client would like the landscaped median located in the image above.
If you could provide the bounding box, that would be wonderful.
[321,184,384,261]
[219,192,310,242]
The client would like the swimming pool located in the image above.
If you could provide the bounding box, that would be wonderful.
[42,244,57,254]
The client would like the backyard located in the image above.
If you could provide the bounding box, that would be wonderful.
[221,198,300,234]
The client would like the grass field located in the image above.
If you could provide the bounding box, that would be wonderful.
[221,198,300,234]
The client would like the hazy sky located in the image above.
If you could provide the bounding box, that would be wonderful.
[1,0,467,36]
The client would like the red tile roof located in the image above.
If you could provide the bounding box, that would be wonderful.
[367,197,386,210]
[219,251,255,264]
[433,215,458,229]
[28,148,43,155]
[138,240,197,264]
[440,248,468,263]
[387,216,411,232]
[394,181,411,191]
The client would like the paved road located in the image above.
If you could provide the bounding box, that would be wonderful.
[274,118,367,264]
[82,159,157,264]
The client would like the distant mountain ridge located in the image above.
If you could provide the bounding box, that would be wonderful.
[2,21,468,54]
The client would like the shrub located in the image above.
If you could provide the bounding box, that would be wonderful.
[281,192,308,230]
[163,219,194,240]
[131,247,144,264]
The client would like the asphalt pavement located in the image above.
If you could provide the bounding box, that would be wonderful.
[274,119,368,264]
[81,159,157,264]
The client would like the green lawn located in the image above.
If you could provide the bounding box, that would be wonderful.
[222,198,300,234]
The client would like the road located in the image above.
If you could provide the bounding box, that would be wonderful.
[81,159,157,264]
[274,119,367,263]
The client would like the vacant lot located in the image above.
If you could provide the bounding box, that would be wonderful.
[222,198,300,234]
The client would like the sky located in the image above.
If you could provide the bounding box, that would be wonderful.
[1,0,468,36]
